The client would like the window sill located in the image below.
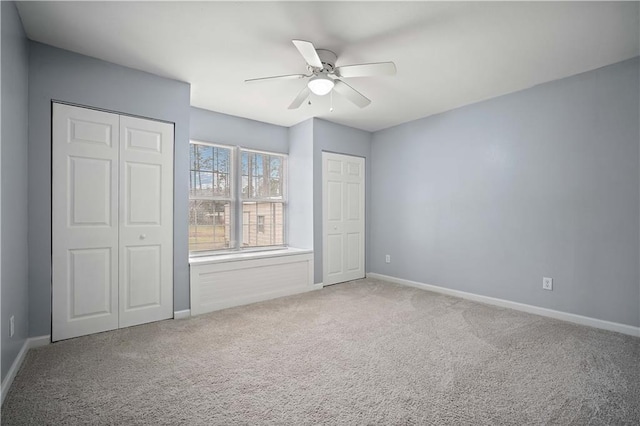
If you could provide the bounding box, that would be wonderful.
[188,247,313,266]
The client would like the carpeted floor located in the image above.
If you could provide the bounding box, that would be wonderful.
[2,278,639,425]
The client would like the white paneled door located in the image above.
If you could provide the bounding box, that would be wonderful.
[322,152,365,286]
[52,104,120,341]
[52,103,173,341]
[119,115,173,327]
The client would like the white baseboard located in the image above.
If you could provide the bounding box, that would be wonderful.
[173,309,191,320]
[28,335,51,349]
[1,335,51,406]
[367,273,640,338]
[312,283,324,290]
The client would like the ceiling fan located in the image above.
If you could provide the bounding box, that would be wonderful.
[245,40,396,110]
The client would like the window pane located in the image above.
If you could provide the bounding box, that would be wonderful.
[242,151,265,198]
[242,202,284,247]
[241,151,284,200]
[190,171,213,197]
[190,144,231,198]
[269,156,282,198]
[189,200,231,252]
[192,144,213,171]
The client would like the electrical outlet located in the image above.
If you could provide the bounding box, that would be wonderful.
[543,277,553,291]
[10,315,15,337]
[385,254,391,263]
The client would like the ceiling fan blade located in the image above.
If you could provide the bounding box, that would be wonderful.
[292,39,323,69]
[288,86,311,109]
[333,80,371,108]
[245,74,307,83]
[335,62,397,78]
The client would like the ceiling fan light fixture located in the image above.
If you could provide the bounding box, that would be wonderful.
[307,75,334,96]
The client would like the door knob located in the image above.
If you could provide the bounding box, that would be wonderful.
[140,234,146,240]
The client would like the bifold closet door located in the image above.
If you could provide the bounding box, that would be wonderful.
[52,104,120,341]
[118,115,173,328]
[53,103,174,341]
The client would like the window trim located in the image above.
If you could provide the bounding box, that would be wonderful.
[188,141,288,257]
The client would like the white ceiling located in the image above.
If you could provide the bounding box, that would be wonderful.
[16,1,639,132]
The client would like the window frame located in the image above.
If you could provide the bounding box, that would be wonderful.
[188,141,288,257]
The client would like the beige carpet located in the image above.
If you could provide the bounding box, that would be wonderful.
[2,278,639,425]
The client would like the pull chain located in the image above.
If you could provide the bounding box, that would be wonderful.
[330,90,334,112]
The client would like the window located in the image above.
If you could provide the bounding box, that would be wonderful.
[189,142,286,255]
[189,142,233,252]
[241,150,285,248]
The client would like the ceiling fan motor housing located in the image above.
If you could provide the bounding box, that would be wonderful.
[314,49,337,74]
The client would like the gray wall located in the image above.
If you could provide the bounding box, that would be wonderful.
[190,107,288,153]
[313,118,372,284]
[28,42,191,336]
[370,58,640,327]
[1,1,29,381]
[288,119,314,249]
